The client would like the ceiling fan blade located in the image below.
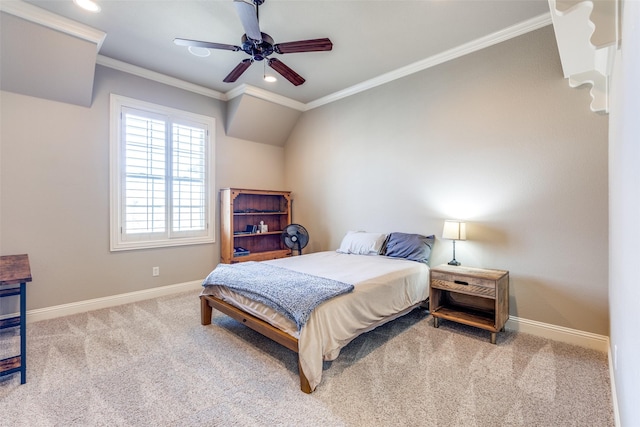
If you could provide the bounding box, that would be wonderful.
[233,0,262,42]
[223,59,253,83]
[174,38,240,52]
[268,58,305,86]
[274,38,333,54]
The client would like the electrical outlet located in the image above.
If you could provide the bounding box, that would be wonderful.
[152,267,159,277]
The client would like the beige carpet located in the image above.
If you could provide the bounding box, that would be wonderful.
[0,290,614,426]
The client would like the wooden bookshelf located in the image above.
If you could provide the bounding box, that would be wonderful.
[220,188,292,263]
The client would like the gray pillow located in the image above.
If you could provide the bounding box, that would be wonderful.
[383,232,435,263]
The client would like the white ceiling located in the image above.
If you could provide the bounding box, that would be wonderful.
[14,0,550,106]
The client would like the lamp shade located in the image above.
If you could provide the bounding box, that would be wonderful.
[442,220,467,241]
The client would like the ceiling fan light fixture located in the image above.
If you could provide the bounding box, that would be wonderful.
[187,46,211,57]
[263,61,277,82]
[73,0,101,13]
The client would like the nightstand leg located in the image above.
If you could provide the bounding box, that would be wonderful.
[20,281,26,384]
[490,332,496,344]
[434,317,439,328]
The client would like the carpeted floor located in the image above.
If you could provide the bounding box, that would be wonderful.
[0,290,614,426]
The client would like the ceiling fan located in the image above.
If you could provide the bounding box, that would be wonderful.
[174,0,333,86]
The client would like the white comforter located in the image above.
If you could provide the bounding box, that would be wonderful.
[201,251,430,391]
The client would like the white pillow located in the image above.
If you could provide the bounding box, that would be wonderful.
[336,231,387,255]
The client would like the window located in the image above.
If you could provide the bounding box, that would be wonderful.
[110,94,215,251]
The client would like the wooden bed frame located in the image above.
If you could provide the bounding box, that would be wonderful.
[200,294,312,393]
[201,292,429,394]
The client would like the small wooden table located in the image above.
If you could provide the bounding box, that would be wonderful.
[430,264,509,344]
[0,254,32,384]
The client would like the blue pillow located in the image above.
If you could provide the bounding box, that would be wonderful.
[383,232,435,263]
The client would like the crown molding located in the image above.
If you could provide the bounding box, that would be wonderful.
[96,57,308,108]
[0,0,106,50]
[96,55,226,100]
[306,13,552,110]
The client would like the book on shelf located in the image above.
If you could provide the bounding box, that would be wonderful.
[233,247,250,256]
[233,224,258,235]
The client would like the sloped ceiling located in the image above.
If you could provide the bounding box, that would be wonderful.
[226,93,301,147]
[0,2,105,107]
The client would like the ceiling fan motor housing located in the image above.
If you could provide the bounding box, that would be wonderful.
[241,33,274,61]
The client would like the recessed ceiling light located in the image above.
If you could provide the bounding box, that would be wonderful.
[187,46,211,58]
[73,0,101,13]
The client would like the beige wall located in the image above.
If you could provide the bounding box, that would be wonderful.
[284,26,609,335]
[0,65,285,310]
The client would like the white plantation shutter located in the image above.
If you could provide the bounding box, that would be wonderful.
[171,122,207,235]
[110,95,215,251]
[123,109,167,237]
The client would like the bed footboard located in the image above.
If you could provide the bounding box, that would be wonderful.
[199,295,312,393]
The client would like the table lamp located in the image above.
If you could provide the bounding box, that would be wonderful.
[442,220,466,266]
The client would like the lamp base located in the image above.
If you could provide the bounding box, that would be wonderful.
[448,259,461,266]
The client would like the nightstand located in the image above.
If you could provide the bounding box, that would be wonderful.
[429,264,509,344]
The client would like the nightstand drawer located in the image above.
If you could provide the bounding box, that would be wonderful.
[431,271,496,290]
[431,278,496,298]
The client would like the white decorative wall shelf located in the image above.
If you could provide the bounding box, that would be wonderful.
[548,0,619,113]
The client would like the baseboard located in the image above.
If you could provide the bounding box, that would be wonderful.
[505,316,609,352]
[26,280,202,324]
[608,347,622,427]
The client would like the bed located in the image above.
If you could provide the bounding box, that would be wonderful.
[200,231,434,393]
